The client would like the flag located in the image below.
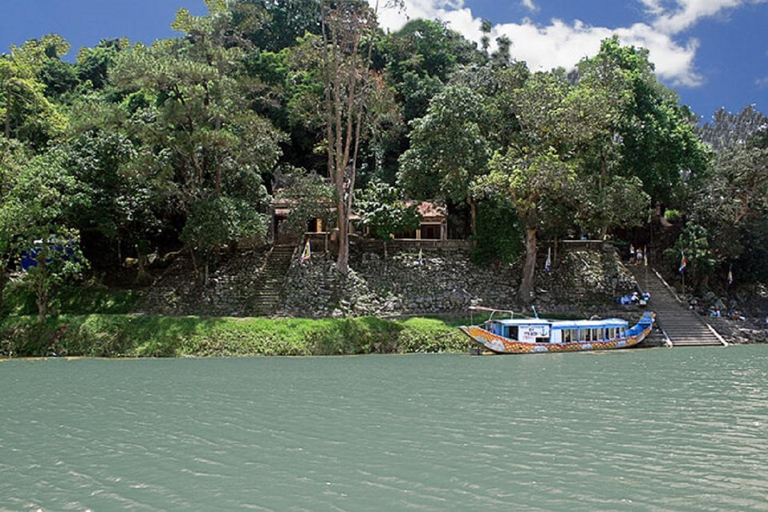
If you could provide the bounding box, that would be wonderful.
[544,247,551,273]
[678,252,687,274]
[418,247,423,266]
[300,238,311,264]
[728,266,733,286]
[643,246,648,266]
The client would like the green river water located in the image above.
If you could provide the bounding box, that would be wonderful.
[1,346,767,511]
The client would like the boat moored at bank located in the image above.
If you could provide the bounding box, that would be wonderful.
[459,311,655,354]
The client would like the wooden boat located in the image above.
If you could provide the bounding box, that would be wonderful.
[459,310,655,354]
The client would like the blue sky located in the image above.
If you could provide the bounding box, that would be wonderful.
[2,0,766,122]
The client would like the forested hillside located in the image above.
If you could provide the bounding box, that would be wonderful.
[2,0,767,321]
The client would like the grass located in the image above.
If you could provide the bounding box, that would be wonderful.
[0,314,473,358]
[2,282,141,316]
[0,280,475,358]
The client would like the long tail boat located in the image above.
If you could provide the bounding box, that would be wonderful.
[459,309,655,354]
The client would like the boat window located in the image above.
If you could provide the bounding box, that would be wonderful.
[536,337,549,344]
[506,326,519,339]
[562,330,570,343]
[570,329,578,342]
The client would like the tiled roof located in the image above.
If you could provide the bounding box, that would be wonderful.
[408,201,447,220]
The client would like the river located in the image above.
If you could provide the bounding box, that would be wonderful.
[1,346,767,511]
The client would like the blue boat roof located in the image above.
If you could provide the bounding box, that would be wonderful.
[551,319,628,329]
[493,318,628,329]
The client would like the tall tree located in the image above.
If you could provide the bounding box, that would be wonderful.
[0,139,28,313]
[110,0,284,277]
[589,38,708,207]
[6,152,86,322]
[472,70,577,301]
[291,0,398,273]
[698,105,768,152]
[398,85,490,236]
[570,43,652,238]
[476,148,575,302]
[1,36,69,148]
[76,38,129,90]
[234,0,321,52]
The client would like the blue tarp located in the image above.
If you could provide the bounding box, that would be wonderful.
[19,243,76,272]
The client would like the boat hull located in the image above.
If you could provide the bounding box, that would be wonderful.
[459,314,655,354]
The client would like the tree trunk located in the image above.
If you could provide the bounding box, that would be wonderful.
[336,194,349,273]
[4,85,10,139]
[36,258,48,324]
[189,249,198,277]
[467,195,477,237]
[519,226,537,303]
[136,246,150,284]
[0,264,6,314]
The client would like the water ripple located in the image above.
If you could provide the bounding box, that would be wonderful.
[2,348,768,510]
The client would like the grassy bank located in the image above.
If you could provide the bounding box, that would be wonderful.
[0,314,472,358]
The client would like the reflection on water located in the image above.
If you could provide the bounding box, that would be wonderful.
[2,347,768,510]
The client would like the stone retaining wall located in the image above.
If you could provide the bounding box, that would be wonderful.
[137,242,640,320]
[138,249,270,316]
[280,244,638,318]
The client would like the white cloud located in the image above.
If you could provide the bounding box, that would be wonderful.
[638,0,768,34]
[373,0,768,87]
[493,19,702,86]
[373,0,704,87]
[756,77,768,89]
[651,0,745,34]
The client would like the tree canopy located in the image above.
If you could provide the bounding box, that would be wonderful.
[1,1,764,311]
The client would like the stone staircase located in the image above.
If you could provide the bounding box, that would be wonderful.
[629,265,726,347]
[247,244,296,316]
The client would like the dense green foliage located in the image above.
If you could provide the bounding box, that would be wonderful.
[2,0,766,325]
[0,314,471,358]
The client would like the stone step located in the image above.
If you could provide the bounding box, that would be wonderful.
[627,264,726,347]
[669,339,722,346]
[245,244,299,317]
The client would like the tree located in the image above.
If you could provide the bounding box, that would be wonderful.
[76,38,129,90]
[398,85,490,236]
[291,0,399,273]
[272,166,335,239]
[6,152,86,322]
[665,223,715,289]
[698,105,768,152]
[52,128,169,282]
[110,1,284,278]
[465,68,580,300]
[588,38,708,207]
[377,18,484,122]
[690,136,768,270]
[683,106,768,285]
[476,148,575,302]
[355,179,421,258]
[0,139,28,313]
[1,36,69,148]
[568,49,652,238]
[234,0,321,52]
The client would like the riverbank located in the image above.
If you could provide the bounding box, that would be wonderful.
[0,314,472,358]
